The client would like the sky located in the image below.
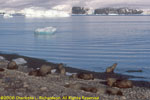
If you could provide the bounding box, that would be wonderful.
[0,0,150,10]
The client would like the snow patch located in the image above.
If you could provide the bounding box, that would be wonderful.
[51,69,56,74]
[142,9,150,15]
[3,13,13,18]
[0,56,5,61]
[13,58,27,65]
[66,72,77,76]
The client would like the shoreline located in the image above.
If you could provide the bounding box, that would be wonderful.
[0,52,150,88]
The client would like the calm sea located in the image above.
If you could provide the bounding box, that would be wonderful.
[0,15,150,81]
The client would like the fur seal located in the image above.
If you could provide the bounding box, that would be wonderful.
[115,79,133,88]
[56,63,66,75]
[0,68,4,72]
[106,88,123,96]
[64,83,97,93]
[107,78,117,87]
[65,83,123,95]
[77,73,94,80]
[70,74,78,78]
[80,87,97,93]
[7,61,18,70]
[106,78,133,88]
[39,65,52,76]
[106,63,117,73]
[28,69,41,76]
[64,83,82,90]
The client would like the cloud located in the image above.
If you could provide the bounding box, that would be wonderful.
[0,0,149,10]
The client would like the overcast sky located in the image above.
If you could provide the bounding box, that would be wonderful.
[0,0,149,10]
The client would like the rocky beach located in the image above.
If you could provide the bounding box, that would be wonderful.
[0,53,149,100]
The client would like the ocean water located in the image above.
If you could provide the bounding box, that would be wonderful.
[0,15,150,81]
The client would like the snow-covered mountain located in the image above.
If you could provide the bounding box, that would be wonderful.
[0,0,150,17]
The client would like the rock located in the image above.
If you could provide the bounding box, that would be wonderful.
[77,73,94,80]
[39,65,52,76]
[106,88,123,96]
[107,78,117,87]
[23,82,29,88]
[40,87,48,91]
[115,79,133,88]
[7,61,18,70]
[18,65,30,73]
[13,58,27,65]
[0,68,4,72]
[126,70,143,73]
[106,63,117,73]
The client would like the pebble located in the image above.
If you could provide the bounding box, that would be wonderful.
[23,82,29,88]
[40,87,48,91]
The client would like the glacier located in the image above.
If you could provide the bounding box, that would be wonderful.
[34,27,57,35]
[0,6,71,18]
[20,7,70,18]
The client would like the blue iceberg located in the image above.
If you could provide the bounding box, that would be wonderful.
[34,27,57,35]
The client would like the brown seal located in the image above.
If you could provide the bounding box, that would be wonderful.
[80,87,97,93]
[106,63,117,73]
[106,88,123,96]
[39,65,52,76]
[7,61,18,70]
[77,73,94,80]
[56,63,66,75]
[106,78,133,88]
[115,79,133,88]
[0,68,4,72]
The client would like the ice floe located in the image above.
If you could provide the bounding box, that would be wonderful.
[34,27,57,35]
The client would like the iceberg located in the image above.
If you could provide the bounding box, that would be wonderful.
[34,27,57,35]
[3,13,13,18]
